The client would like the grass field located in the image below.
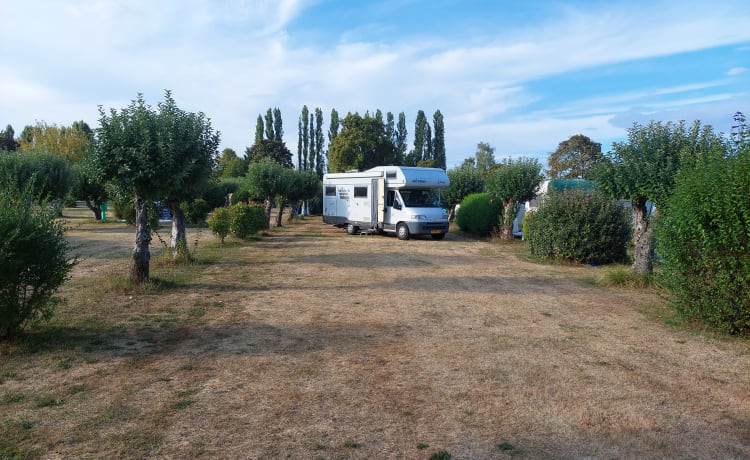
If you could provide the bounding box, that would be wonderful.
[1,208,749,459]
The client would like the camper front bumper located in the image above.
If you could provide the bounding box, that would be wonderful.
[407,221,449,235]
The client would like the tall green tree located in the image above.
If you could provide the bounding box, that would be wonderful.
[328,108,340,146]
[217,148,247,178]
[327,113,395,172]
[264,108,274,141]
[246,139,293,168]
[444,161,485,219]
[309,112,315,171]
[395,112,408,165]
[475,142,496,173]
[0,150,73,207]
[245,159,288,223]
[19,121,91,163]
[273,107,283,142]
[595,120,721,274]
[484,157,543,240]
[255,115,264,144]
[408,110,430,166]
[547,134,603,179]
[96,91,220,282]
[1,124,19,151]
[432,110,446,169]
[314,107,325,177]
[300,105,310,170]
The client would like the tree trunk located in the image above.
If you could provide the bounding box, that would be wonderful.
[274,199,285,227]
[501,199,515,240]
[632,200,656,275]
[169,200,190,262]
[265,197,274,227]
[129,197,151,284]
[84,199,102,220]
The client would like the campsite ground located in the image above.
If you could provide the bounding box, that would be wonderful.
[1,208,749,459]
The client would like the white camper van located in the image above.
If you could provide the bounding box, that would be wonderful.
[323,166,450,240]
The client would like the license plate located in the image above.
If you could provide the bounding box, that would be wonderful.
[431,229,442,234]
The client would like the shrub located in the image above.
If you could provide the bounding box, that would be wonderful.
[111,197,161,229]
[181,198,211,225]
[455,193,502,236]
[0,183,77,340]
[207,207,231,243]
[526,189,631,264]
[656,147,750,334]
[229,203,268,239]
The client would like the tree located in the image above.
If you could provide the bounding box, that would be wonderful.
[264,108,274,141]
[395,112,408,165]
[18,121,91,163]
[475,142,496,173]
[217,148,247,178]
[0,124,18,151]
[245,159,288,223]
[255,115,264,144]
[273,107,283,142]
[432,110,446,169]
[0,150,73,207]
[314,107,325,177]
[70,155,108,220]
[444,162,485,215]
[95,91,220,282]
[547,134,603,180]
[0,182,76,340]
[408,110,430,166]
[484,157,543,240]
[595,120,720,274]
[246,139,293,168]
[328,108,340,145]
[300,105,310,170]
[327,113,395,172]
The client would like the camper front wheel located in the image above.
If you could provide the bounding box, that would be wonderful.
[397,223,410,240]
[346,224,358,235]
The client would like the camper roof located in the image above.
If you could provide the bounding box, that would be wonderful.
[367,166,449,189]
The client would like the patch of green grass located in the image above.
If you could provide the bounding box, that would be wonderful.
[173,399,195,410]
[430,450,452,460]
[593,265,656,288]
[342,439,360,449]
[417,443,430,450]
[497,441,516,451]
[2,392,26,404]
[35,395,64,408]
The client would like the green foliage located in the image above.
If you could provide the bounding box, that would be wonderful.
[228,203,268,239]
[484,157,543,239]
[444,162,485,206]
[656,146,750,334]
[0,150,73,204]
[327,113,396,172]
[111,197,161,229]
[202,179,233,209]
[245,139,293,168]
[455,193,502,236]
[181,199,210,224]
[547,134,603,180]
[526,189,631,264]
[0,183,76,340]
[206,207,231,243]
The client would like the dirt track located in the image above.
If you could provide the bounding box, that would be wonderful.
[3,215,749,459]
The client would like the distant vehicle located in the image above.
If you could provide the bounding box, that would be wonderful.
[323,166,450,240]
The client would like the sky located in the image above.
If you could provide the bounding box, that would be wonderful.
[2,0,749,170]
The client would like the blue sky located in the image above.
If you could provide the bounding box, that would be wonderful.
[2,0,749,169]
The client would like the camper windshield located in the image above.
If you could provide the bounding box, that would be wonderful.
[399,189,443,208]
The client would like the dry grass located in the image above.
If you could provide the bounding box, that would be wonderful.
[1,208,749,459]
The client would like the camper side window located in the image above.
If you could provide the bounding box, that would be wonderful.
[354,186,368,198]
[325,186,336,196]
[386,190,395,206]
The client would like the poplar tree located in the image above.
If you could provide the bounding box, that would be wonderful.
[255,115,264,144]
[301,105,310,170]
[395,112,407,165]
[433,109,445,169]
[264,108,274,141]
[273,107,283,141]
[328,108,340,145]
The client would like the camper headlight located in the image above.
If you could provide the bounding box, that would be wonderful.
[411,214,427,220]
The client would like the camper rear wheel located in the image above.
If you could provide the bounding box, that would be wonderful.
[346,224,358,235]
[397,223,410,240]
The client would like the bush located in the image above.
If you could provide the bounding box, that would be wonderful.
[526,189,631,264]
[229,203,268,239]
[181,198,211,225]
[207,207,231,243]
[0,183,77,340]
[656,147,750,334]
[455,193,502,236]
[111,197,161,229]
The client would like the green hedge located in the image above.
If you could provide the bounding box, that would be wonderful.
[455,193,502,236]
[656,147,750,334]
[526,189,631,264]
[229,203,268,239]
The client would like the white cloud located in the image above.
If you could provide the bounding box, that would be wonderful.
[728,67,748,76]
